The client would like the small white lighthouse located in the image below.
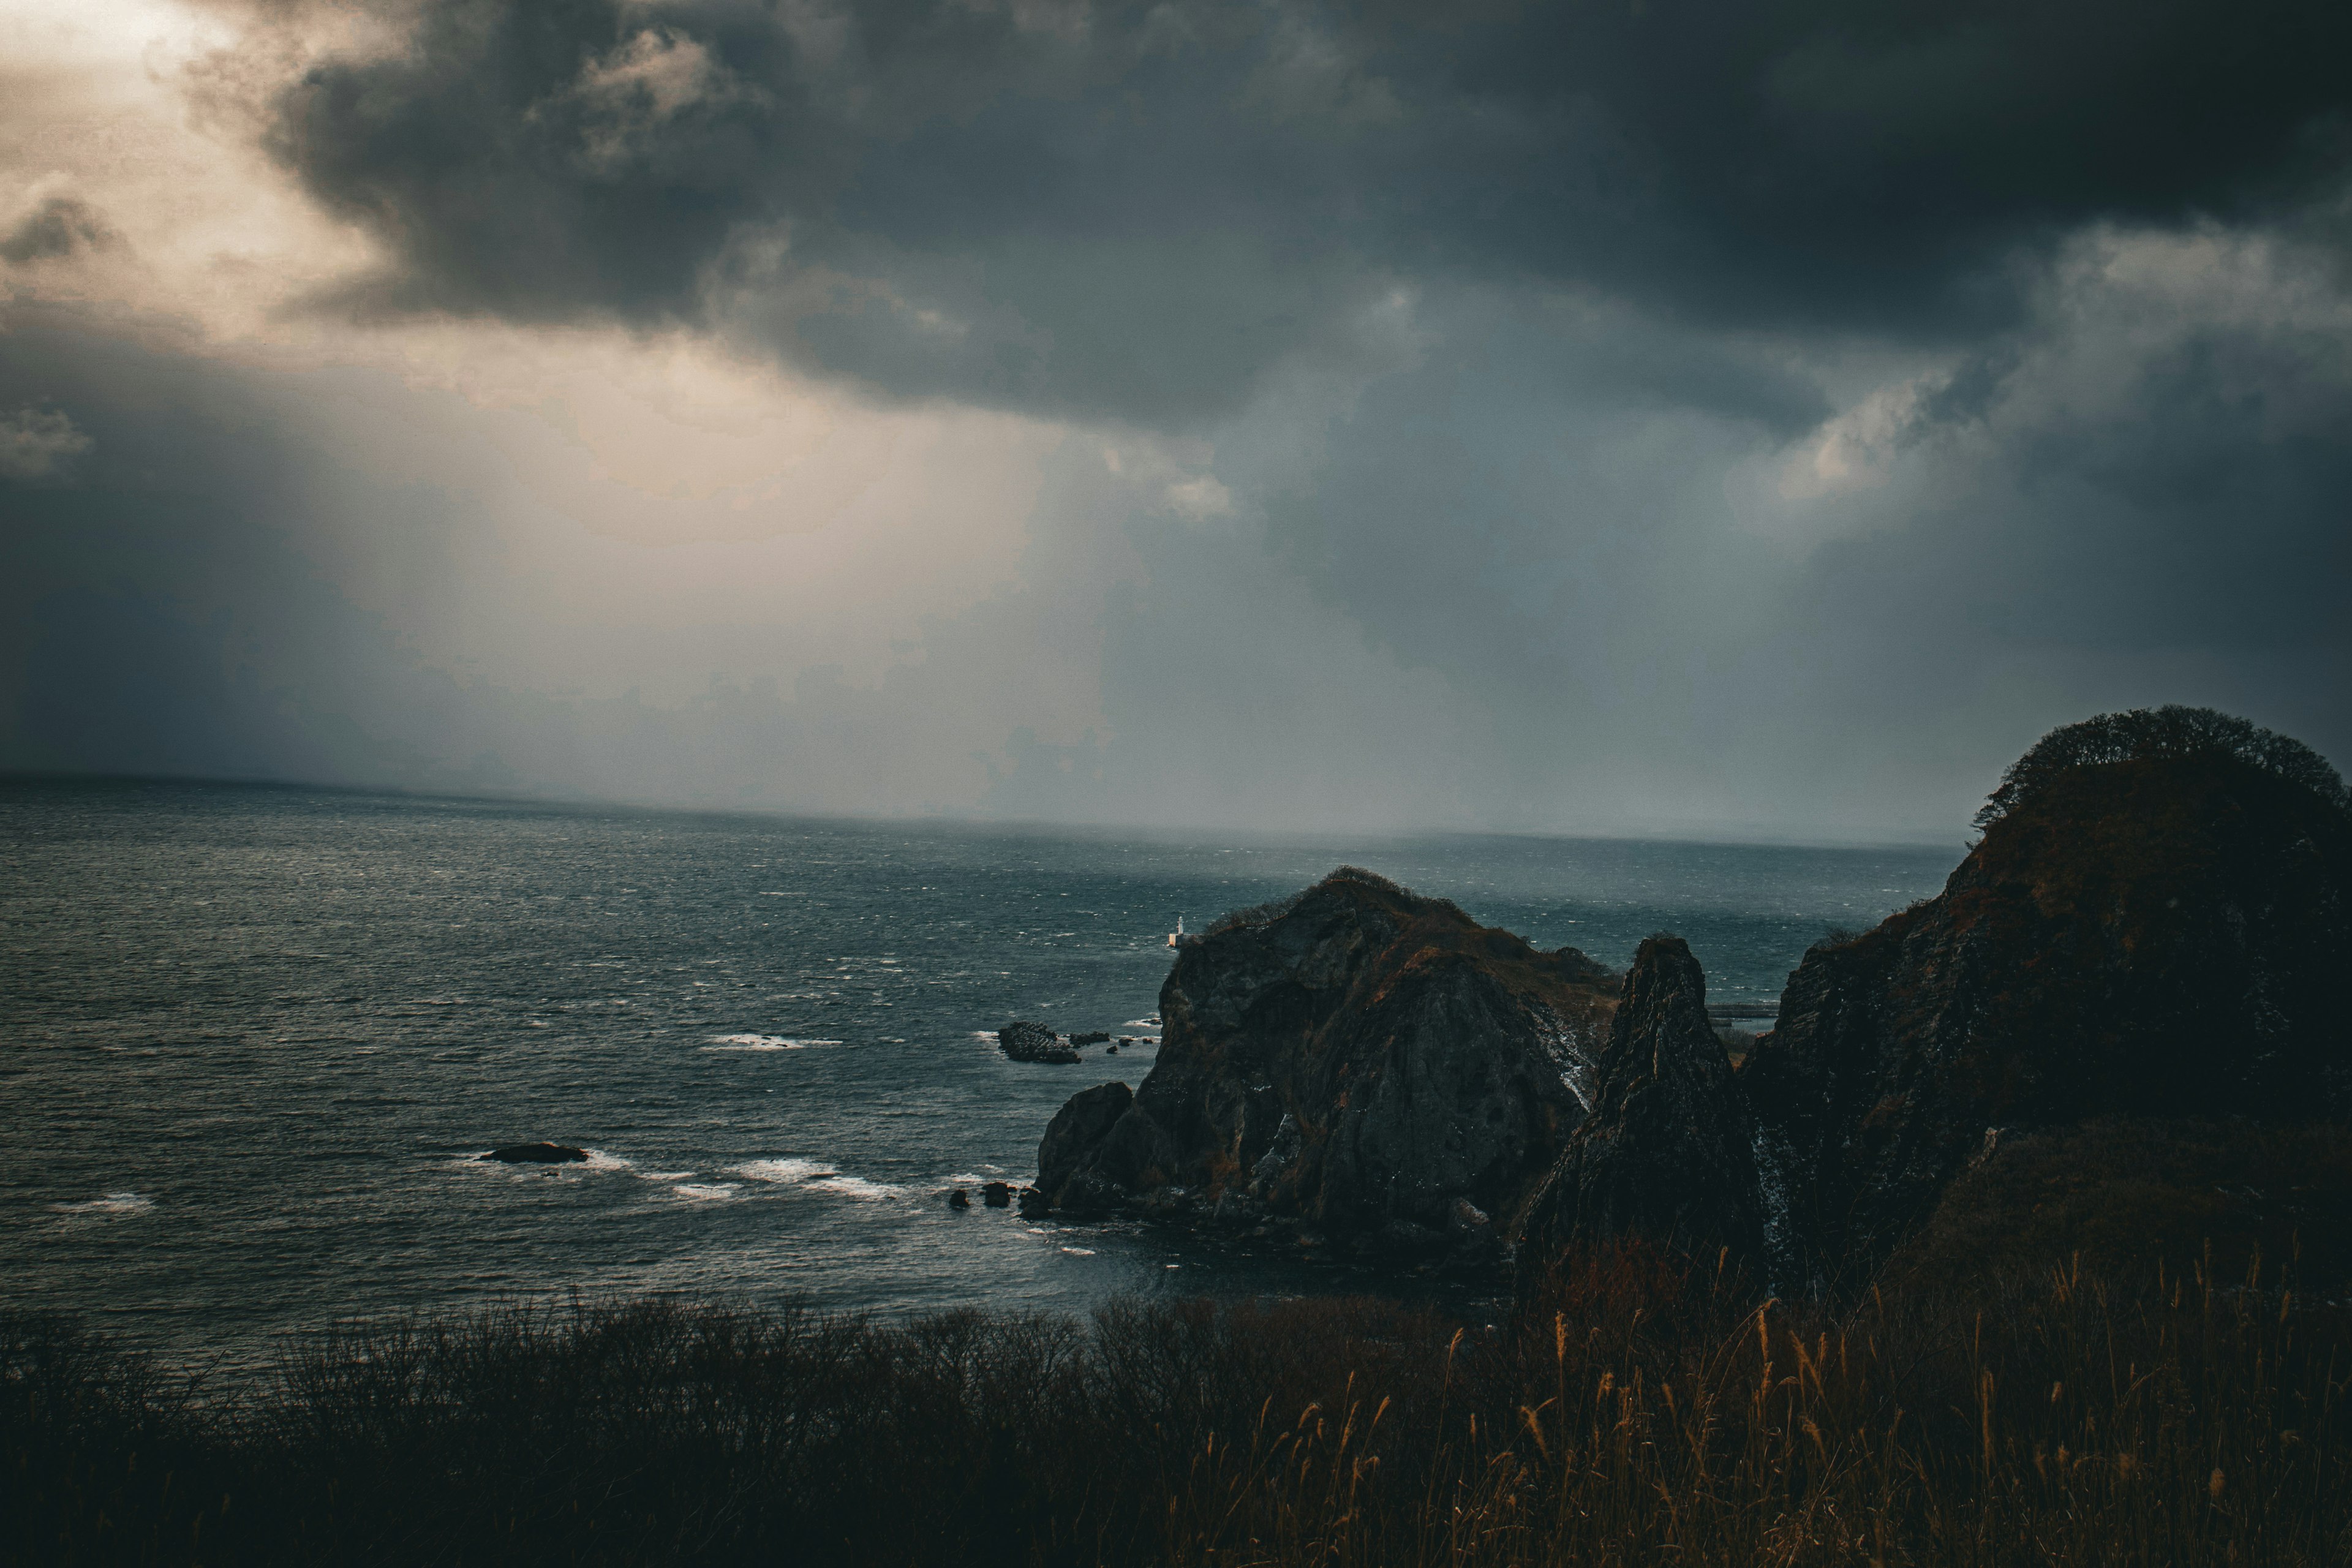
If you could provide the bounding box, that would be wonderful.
[1166,914,1186,948]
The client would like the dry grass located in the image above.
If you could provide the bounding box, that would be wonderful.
[7,1242,2348,1566]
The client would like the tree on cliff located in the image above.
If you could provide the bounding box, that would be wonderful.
[1975,704,2347,829]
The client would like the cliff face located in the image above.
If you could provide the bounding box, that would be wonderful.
[1035,869,1618,1244]
[1521,748,2352,1292]
[1518,936,1763,1272]
[1743,752,2352,1288]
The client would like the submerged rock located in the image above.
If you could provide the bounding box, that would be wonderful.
[1031,867,1617,1245]
[480,1142,589,1164]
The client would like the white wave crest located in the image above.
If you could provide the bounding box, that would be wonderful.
[703,1035,841,1051]
[55,1192,153,1214]
[810,1174,902,1200]
[733,1158,902,1200]
[736,1158,831,1183]
[674,1183,741,1201]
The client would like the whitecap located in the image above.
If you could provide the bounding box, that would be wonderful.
[55,1192,152,1215]
[674,1183,741,1202]
[704,1034,802,1050]
[733,1158,901,1199]
[735,1158,831,1183]
[810,1174,903,1200]
[579,1148,631,1171]
[704,1035,843,1052]
[640,1170,696,1182]
[1059,1246,1097,1257]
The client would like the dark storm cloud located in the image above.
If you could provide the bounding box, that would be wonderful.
[0,195,120,265]
[262,0,2352,424]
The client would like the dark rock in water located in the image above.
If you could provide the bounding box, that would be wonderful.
[998,1020,1081,1065]
[1033,867,1616,1240]
[1373,1218,1447,1256]
[1520,936,1763,1272]
[1056,1170,1128,1216]
[480,1142,589,1164]
[1212,1189,1264,1226]
[1069,1031,1110,1046]
[948,1188,971,1209]
[981,1181,1012,1208]
[1015,1186,1051,1218]
[1513,709,2352,1295]
[1038,1082,1133,1195]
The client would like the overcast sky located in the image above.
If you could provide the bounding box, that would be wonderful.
[2,0,2345,840]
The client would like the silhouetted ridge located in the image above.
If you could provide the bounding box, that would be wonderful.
[1517,709,2352,1295]
[1201,864,1466,938]
[1974,703,2348,829]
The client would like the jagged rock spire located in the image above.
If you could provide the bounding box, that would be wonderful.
[1520,935,1765,1272]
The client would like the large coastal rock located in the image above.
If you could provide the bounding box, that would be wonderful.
[1744,742,2352,1288]
[1518,710,2352,1292]
[1520,936,1763,1272]
[1033,868,1618,1243]
[481,1142,588,1164]
[997,1020,1081,1065]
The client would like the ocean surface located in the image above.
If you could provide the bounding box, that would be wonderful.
[2,779,1960,1370]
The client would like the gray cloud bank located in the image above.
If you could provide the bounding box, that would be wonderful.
[264,0,2352,422]
[3,0,2348,839]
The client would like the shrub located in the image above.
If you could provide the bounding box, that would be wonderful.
[10,1247,2352,1567]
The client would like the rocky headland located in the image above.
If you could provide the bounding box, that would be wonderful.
[1031,709,2352,1293]
[1030,866,1618,1260]
[1524,706,2352,1291]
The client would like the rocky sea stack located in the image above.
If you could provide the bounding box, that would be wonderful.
[1528,706,2352,1292]
[1033,867,1618,1254]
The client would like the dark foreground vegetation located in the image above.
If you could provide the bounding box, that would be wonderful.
[12,1216,2352,1566]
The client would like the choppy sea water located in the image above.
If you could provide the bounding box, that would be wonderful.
[2,779,1959,1368]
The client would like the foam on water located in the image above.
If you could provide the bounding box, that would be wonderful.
[733,1159,902,1200]
[674,1183,741,1202]
[53,1193,152,1215]
[736,1158,832,1183]
[809,1174,903,1200]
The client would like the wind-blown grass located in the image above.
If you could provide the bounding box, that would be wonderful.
[8,1243,2349,1565]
